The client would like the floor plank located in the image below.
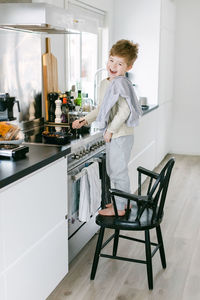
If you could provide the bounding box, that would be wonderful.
[47,154,200,300]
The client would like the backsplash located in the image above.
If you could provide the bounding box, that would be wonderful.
[0,28,42,124]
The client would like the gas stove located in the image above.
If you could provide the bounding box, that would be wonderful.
[23,124,90,146]
[67,132,106,171]
[23,124,106,168]
[0,144,29,159]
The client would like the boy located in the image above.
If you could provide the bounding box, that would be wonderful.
[72,39,142,216]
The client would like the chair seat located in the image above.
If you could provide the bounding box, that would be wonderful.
[96,205,162,231]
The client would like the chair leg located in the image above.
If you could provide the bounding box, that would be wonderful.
[90,227,105,280]
[113,229,120,256]
[156,225,166,269]
[145,230,153,290]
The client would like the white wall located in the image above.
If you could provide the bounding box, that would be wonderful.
[156,0,176,162]
[171,0,200,155]
[113,0,161,105]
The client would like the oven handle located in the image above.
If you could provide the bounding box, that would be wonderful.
[71,169,87,181]
[71,157,102,182]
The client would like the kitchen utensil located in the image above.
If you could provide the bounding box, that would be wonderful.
[42,38,58,121]
[0,93,20,121]
[0,144,29,159]
[42,130,73,145]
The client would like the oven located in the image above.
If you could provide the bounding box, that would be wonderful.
[23,123,110,262]
[67,133,109,262]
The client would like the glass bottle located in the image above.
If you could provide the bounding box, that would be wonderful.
[75,90,82,106]
[82,93,92,112]
[61,97,68,123]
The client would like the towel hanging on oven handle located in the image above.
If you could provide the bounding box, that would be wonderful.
[71,157,102,181]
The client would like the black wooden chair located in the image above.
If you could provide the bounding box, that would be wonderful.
[90,158,175,290]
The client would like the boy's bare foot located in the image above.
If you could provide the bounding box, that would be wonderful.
[105,203,112,208]
[98,207,125,216]
[105,203,132,209]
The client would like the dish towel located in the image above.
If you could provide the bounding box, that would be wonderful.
[95,76,142,130]
[87,161,102,215]
[79,162,101,222]
[79,171,90,222]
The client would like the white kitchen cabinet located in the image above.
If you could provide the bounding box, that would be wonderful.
[0,212,4,275]
[128,109,157,192]
[5,221,67,300]
[0,156,68,300]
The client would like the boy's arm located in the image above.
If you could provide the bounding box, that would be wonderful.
[107,96,130,133]
[84,106,99,125]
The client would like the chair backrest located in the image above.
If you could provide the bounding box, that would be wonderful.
[148,158,175,222]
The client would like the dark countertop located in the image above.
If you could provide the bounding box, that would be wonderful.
[0,144,71,189]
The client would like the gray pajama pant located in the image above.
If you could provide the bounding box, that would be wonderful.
[106,135,134,210]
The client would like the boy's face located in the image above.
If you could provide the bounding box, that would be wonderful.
[107,55,132,80]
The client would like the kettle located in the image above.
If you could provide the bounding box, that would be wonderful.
[0,93,20,121]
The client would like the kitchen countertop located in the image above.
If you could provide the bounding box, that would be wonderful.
[0,103,158,191]
[0,143,71,189]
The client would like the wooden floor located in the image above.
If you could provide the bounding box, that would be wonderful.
[47,154,200,300]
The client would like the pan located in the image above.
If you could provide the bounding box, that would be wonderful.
[42,130,73,145]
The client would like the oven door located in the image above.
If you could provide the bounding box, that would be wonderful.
[67,157,101,239]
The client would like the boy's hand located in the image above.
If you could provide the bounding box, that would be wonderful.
[72,117,86,129]
[104,130,113,143]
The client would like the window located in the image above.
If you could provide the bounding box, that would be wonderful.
[65,1,106,102]
[81,32,97,99]
[67,31,98,100]
[67,31,81,90]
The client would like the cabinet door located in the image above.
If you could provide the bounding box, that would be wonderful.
[0,157,67,267]
[5,221,68,300]
[0,212,4,274]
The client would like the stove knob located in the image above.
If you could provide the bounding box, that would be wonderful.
[92,143,97,149]
[80,151,86,157]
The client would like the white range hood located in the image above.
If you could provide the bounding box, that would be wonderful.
[0,3,74,34]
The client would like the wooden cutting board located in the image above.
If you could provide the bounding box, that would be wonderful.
[42,38,58,121]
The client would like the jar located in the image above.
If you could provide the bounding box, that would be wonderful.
[0,122,20,140]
